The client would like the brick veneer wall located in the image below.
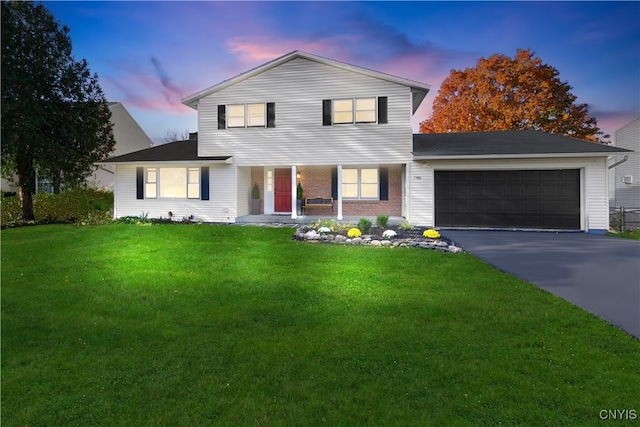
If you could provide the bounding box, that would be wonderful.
[298,164,403,217]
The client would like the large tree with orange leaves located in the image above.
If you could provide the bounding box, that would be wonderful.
[420,49,608,143]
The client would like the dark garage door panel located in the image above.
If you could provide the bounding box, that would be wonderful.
[435,170,580,229]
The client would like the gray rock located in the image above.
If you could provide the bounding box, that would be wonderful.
[326,234,335,241]
[304,230,318,240]
[448,245,464,253]
[419,242,435,249]
[346,239,353,244]
[352,237,362,244]
[370,240,382,246]
[381,240,392,247]
[335,235,347,243]
[392,241,401,247]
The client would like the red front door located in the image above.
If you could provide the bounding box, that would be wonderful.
[274,168,292,212]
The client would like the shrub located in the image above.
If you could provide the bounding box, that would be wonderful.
[376,215,389,228]
[399,220,417,230]
[358,217,372,234]
[0,188,114,227]
[423,229,441,239]
[310,218,337,231]
[347,228,362,238]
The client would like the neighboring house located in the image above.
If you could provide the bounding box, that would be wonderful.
[1,102,152,193]
[610,118,640,208]
[98,51,632,233]
[89,102,154,190]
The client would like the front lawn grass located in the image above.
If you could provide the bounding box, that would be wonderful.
[2,224,639,426]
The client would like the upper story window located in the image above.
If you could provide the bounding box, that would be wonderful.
[218,103,275,129]
[323,97,387,126]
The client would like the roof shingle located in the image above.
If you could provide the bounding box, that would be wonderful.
[413,130,632,158]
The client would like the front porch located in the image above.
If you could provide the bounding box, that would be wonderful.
[236,214,406,226]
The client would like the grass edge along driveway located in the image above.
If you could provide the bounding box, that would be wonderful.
[2,224,639,426]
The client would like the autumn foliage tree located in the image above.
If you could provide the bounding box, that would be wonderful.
[420,49,608,143]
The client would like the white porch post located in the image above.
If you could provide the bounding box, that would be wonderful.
[337,164,343,220]
[291,165,297,219]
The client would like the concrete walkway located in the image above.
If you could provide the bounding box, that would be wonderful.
[442,230,640,339]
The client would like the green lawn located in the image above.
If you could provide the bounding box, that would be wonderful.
[2,224,639,426]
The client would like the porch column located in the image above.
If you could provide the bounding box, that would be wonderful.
[291,165,297,219]
[337,164,343,220]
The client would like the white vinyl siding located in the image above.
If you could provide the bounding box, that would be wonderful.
[613,118,640,207]
[406,157,613,231]
[113,164,237,223]
[197,57,412,166]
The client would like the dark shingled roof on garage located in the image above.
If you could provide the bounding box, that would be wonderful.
[413,130,633,157]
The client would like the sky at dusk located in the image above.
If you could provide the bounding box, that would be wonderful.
[43,1,640,145]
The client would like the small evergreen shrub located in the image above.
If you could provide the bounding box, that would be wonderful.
[376,215,389,228]
[358,218,372,234]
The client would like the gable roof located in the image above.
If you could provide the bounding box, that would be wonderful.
[97,135,230,164]
[182,50,431,113]
[413,130,633,159]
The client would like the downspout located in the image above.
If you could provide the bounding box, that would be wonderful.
[608,155,628,169]
[98,166,115,174]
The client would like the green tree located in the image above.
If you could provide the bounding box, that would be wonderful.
[1,1,115,219]
[420,49,608,143]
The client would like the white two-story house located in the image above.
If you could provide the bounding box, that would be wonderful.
[99,51,631,233]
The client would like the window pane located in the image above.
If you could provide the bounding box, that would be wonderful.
[342,183,358,198]
[187,183,200,199]
[342,169,358,183]
[159,168,186,198]
[333,99,353,124]
[356,98,375,110]
[355,98,376,123]
[188,168,199,183]
[361,168,378,183]
[356,110,376,123]
[247,103,265,127]
[228,104,245,127]
[146,169,156,183]
[361,183,379,198]
[145,183,157,198]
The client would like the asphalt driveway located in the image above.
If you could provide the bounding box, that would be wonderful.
[443,230,640,339]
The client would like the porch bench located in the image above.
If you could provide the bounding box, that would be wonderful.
[303,197,334,214]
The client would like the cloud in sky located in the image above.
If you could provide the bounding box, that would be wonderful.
[42,1,638,143]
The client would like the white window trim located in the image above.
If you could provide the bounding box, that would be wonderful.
[332,97,377,125]
[145,167,201,200]
[227,103,267,128]
[342,167,379,200]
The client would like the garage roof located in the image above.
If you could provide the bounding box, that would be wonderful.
[97,136,231,164]
[413,130,633,159]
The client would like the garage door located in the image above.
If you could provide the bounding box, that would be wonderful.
[435,170,580,229]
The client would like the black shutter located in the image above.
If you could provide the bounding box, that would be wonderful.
[378,97,388,124]
[200,167,209,200]
[136,167,144,199]
[331,167,338,199]
[322,100,332,126]
[267,102,276,128]
[218,105,226,129]
[379,167,389,200]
